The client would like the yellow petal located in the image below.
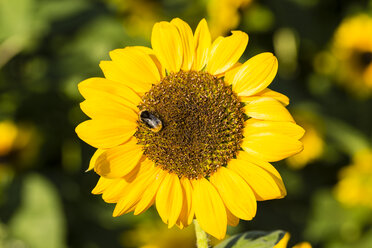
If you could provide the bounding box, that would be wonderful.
[226,53,278,96]
[226,208,239,227]
[134,168,167,215]
[131,46,166,78]
[86,149,105,172]
[176,177,194,228]
[107,47,160,90]
[102,178,131,203]
[274,233,290,248]
[244,119,305,140]
[94,138,143,178]
[171,18,194,70]
[228,151,287,201]
[75,119,136,149]
[112,160,157,216]
[192,19,211,71]
[242,133,303,162]
[104,161,150,204]
[240,88,289,106]
[91,177,115,195]
[210,167,257,220]
[192,178,227,240]
[78,77,141,110]
[151,21,183,73]
[156,173,183,228]
[245,97,294,122]
[293,242,312,248]
[206,31,248,75]
[80,98,137,122]
[99,48,159,93]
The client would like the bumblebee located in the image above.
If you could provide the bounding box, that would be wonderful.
[139,110,163,133]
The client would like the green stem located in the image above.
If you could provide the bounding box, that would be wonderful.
[194,220,209,248]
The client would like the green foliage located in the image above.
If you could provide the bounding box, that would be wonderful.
[215,230,286,248]
[8,174,66,248]
[306,190,372,248]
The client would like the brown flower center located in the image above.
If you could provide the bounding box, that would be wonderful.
[134,71,245,179]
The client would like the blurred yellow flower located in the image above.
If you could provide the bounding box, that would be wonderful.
[121,220,195,248]
[207,0,252,38]
[0,121,18,157]
[322,14,372,97]
[76,18,304,239]
[107,0,162,38]
[287,111,324,169]
[334,150,372,208]
[275,233,312,248]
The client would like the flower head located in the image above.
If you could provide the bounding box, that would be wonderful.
[334,150,372,208]
[318,14,372,97]
[76,18,304,239]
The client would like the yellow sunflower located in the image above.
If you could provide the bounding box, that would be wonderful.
[76,18,304,239]
[316,14,372,97]
[334,149,372,208]
[207,0,253,38]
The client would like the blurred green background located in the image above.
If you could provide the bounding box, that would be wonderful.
[1,0,372,247]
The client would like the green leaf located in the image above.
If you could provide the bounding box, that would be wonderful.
[215,230,286,248]
[8,174,67,248]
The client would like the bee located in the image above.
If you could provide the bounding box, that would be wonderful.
[139,110,163,133]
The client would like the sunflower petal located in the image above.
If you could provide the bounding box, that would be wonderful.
[91,177,115,195]
[131,46,166,78]
[151,21,183,73]
[176,177,194,228]
[242,133,303,162]
[226,53,278,96]
[78,77,141,109]
[192,19,211,71]
[109,47,160,84]
[112,160,157,216]
[210,167,257,220]
[86,149,105,172]
[206,31,248,75]
[134,168,167,215]
[75,119,136,149]
[99,48,159,93]
[240,88,289,106]
[192,178,227,240]
[102,178,131,203]
[245,97,294,122]
[94,138,143,178]
[228,151,287,200]
[244,119,305,140]
[80,98,137,122]
[156,173,183,228]
[226,208,239,227]
[171,18,194,70]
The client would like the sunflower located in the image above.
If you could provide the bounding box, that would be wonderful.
[316,14,372,97]
[76,18,304,239]
[334,149,372,208]
[207,0,252,38]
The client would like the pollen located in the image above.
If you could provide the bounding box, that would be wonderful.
[134,71,245,179]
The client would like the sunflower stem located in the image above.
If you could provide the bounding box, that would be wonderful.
[194,220,209,248]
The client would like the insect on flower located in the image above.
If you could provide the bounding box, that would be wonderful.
[139,110,163,133]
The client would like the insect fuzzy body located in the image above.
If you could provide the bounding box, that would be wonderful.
[139,110,163,132]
